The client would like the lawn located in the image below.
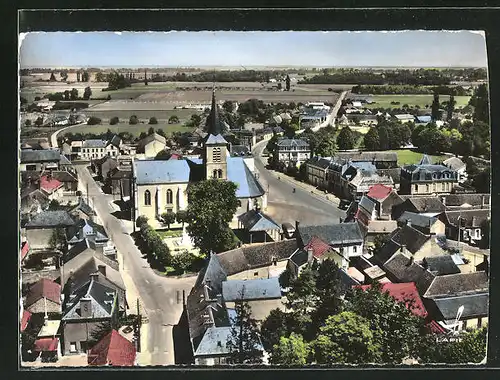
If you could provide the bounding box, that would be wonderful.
[59,122,194,137]
[156,229,183,239]
[394,149,448,165]
[365,95,470,109]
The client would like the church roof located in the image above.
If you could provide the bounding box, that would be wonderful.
[227,157,265,198]
[206,134,228,145]
[205,89,226,140]
[134,159,191,184]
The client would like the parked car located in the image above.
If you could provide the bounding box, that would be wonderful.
[282,222,296,239]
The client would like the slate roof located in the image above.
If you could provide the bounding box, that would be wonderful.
[63,238,119,272]
[60,154,72,165]
[66,219,108,245]
[226,157,265,198]
[397,197,447,215]
[378,168,401,184]
[134,159,191,184]
[441,193,490,208]
[21,149,61,163]
[216,240,299,276]
[388,225,430,254]
[443,156,466,171]
[277,138,310,148]
[429,293,489,320]
[194,326,232,357]
[88,330,136,366]
[402,163,458,181]
[443,209,490,228]
[419,154,432,165]
[206,90,226,137]
[230,145,251,156]
[359,196,376,215]
[62,278,117,320]
[307,156,337,170]
[424,271,489,298]
[398,212,439,229]
[25,278,61,307]
[237,209,280,232]
[65,255,125,293]
[422,255,461,276]
[222,277,281,301]
[108,135,122,149]
[109,168,132,180]
[82,139,107,148]
[382,252,436,294]
[205,134,228,145]
[297,223,364,247]
[25,210,75,228]
[289,249,308,268]
[51,170,78,183]
[70,198,95,217]
[335,151,397,162]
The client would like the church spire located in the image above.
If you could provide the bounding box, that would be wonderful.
[207,88,223,136]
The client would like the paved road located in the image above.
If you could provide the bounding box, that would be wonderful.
[75,165,196,365]
[252,140,345,226]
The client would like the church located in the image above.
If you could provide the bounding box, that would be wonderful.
[131,90,268,228]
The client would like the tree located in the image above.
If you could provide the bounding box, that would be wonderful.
[87,116,102,125]
[285,75,291,91]
[469,84,489,123]
[49,72,57,82]
[83,86,92,100]
[278,268,292,289]
[70,88,79,100]
[147,127,155,135]
[63,90,70,101]
[377,125,390,150]
[363,127,380,150]
[336,126,355,150]
[161,211,176,229]
[190,114,202,127]
[129,115,139,125]
[110,116,119,125]
[447,94,456,121]
[87,321,113,350]
[136,215,148,228]
[260,309,294,351]
[147,116,158,125]
[76,71,81,82]
[186,179,239,255]
[24,119,31,127]
[170,250,194,274]
[431,92,441,121]
[34,117,44,127]
[156,129,166,138]
[222,100,235,114]
[48,199,61,210]
[226,299,263,364]
[312,312,380,364]
[270,333,311,365]
[344,283,424,363]
[138,132,148,140]
[155,150,171,160]
[315,134,337,158]
[175,209,188,227]
[168,115,180,124]
[49,228,67,252]
[144,70,148,85]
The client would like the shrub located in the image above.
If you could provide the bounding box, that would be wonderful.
[149,117,158,125]
[136,215,149,228]
[110,116,119,125]
[87,116,102,125]
[129,115,139,125]
[168,115,180,124]
[24,119,31,127]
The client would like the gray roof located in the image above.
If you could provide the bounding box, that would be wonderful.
[307,156,338,170]
[422,255,461,276]
[443,209,490,228]
[222,277,281,302]
[25,210,75,228]
[134,159,191,184]
[194,326,232,357]
[70,198,95,217]
[298,223,364,247]
[21,149,61,163]
[335,151,397,162]
[443,156,466,171]
[226,157,265,198]
[430,293,489,320]
[82,139,106,148]
[237,209,280,232]
[109,135,122,148]
[397,197,447,214]
[424,271,489,298]
[441,193,490,208]
[62,279,117,320]
[51,170,78,183]
[358,196,376,215]
[382,252,436,294]
[375,225,431,264]
[419,154,433,165]
[277,138,310,148]
[66,219,109,245]
[398,211,439,229]
[230,145,251,156]
[402,164,458,181]
[60,154,72,165]
[205,134,228,145]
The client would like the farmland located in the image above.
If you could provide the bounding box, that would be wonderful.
[59,122,194,137]
[82,107,202,123]
[394,149,449,165]
[365,95,471,109]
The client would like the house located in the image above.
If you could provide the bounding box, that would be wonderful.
[132,91,267,228]
[306,156,337,190]
[299,108,330,129]
[391,196,447,220]
[423,271,489,330]
[80,139,108,160]
[69,197,96,221]
[88,329,136,366]
[421,255,461,276]
[222,277,283,321]
[275,138,311,168]
[394,114,416,123]
[334,151,398,169]
[20,184,50,220]
[66,219,109,247]
[237,208,281,243]
[25,210,76,250]
[365,184,403,219]
[397,211,446,236]
[440,209,490,246]
[34,319,62,361]
[193,326,233,365]
[443,157,467,183]
[302,235,352,270]
[70,140,83,159]
[20,149,61,172]
[61,278,119,355]
[345,166,394,201]
[136,133,167,158]
[296,222,364,265]
[39,173,64,200]
[106,168,132,200]
[106,135,123,155]
[92,156,118,181]
[51,170,79,193]
[350,194,399,241]
[24,278,62,314]
[399,155,458,195]
[374,224,448,264]
[415,115,432,125]
[440,193,490,210]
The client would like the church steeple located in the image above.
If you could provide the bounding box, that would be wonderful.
[206,89,224,137]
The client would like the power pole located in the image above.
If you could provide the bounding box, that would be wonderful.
[136,298,141,352]
[87,182,89,204]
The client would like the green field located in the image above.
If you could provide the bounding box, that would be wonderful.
[394,149,448,165]
[365,95,470,109]
[60,122,194,137]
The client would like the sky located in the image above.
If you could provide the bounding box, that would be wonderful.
[19,31,488,68]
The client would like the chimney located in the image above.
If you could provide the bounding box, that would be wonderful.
[80,298,92,318]
[481,195,486,209]
[307,247,314,264]
[89,273,99,281]
[295,220,300,232]
[406,219,412,228]
[400,244,406,254]
[97,265,106,277]
[217,341,222,348]
[406,256,414,267]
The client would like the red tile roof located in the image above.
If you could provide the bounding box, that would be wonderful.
[34,337,59,352]
[358,282,428,318]
[367,184,393,201]
[40,175,63,193]
[21,241,30,261]
[305,236,333,258]
[88,330,136,366]
[25,279,61,307]
[426,320,446,334]
[21,310,32,332]
[169,154,181,160]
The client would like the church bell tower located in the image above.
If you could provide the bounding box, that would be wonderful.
[203,89,228,180]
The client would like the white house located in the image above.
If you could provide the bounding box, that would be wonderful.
[275,138,311,167]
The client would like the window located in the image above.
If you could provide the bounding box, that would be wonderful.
[80,341,88,352]
[70,342,77,353]
[218,169,223,178]
[441,183,445,191]
[144,190,151,206]
[213,170,218,178]
[166,189,173,204]
[254,271,259,276]
[478,317,482,328]
[26,164,37,171]
[433,183,436,192]
[353,246,357,253]
[426,184,430,193]
[414,184,418,192]
[213,147,222,162]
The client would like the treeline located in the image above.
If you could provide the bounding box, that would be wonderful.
[299,68,487,86]
[147,70,284,83]
[351,85,470,96]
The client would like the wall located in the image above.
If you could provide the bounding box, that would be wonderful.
[62,320,108,354]
[227,261,288,281]
[136,183,189,222]
[27,298,61,314]
[225,298,285,322]
[410,181,456,195]
[81,147,106,160]
[26,228,55,250]
[412,239,446,261]
[430,220,446,236]
[144,140,166,158]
